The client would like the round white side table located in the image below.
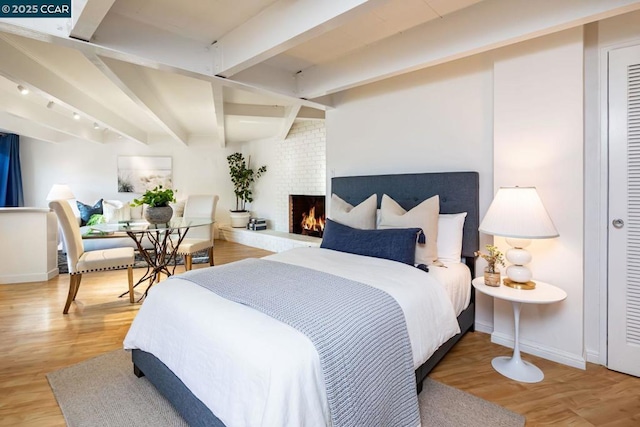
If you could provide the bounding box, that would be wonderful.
[472,277,567,383]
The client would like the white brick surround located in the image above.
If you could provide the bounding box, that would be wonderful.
[273,120,326,233]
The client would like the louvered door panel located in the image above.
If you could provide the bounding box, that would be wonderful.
[609,46,640,377]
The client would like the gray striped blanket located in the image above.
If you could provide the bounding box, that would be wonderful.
[178,258,419,427]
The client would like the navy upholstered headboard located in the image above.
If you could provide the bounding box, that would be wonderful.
[331,172,479,260]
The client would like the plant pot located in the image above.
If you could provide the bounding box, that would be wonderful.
[230,210,251,228]
[484,268,501,287]
[145,206,173,224]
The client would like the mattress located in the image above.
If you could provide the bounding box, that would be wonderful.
[124,247,465,427]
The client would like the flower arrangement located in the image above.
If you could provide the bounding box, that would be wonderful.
[475,244,505,273]
[227,152,267,212]
[130,185,176,208]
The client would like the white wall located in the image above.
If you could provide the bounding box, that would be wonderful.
[20,135,238,224]
[326,54,496,330]
[492,28,585,368]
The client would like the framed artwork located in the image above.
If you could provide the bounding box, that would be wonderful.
[117,156,172,193]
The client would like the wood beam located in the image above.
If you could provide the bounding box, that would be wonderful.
[88,54,189,145]
[0,20,331,111]
[211,84,225,148]
[0,35,147,144]
[0,111,65,144]
[224,103,284,118]
[296,0,640,98]
[213,0,383,77]
[277,105,301,140]
[0,91,105,143]
[70,0,116,42]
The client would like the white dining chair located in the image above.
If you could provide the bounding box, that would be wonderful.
[175,195,218,270]
[49,200,135,314]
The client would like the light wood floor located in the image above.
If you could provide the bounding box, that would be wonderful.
[1,240,638,426]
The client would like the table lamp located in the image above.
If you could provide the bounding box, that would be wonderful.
[478,187,558,290]
[46,184,75,201]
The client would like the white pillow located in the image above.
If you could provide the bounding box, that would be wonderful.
[103,200,124,223]
[330,194,377,229]
[437,212,467,263]
[378,194,440,265]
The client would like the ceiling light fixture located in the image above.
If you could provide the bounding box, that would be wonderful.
[72,112,80,120]
[93,122,100,130]
[17,85,29,95]
[46,101,54,109]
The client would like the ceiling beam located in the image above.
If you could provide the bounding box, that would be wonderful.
[0,111,66,144]
[0,19,330,111]
[276,105,301,140]
[70,0,116,42]
[224,103,284,118]
[296,0,640,98]
[92,12,214,76]
[211,83,225,148]
[87,54,189,145]
[0,35,148,144]
[0,90,105,143]
[213,0,384,77]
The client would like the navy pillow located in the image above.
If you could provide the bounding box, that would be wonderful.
[320,218,420,265]
[77,199,103,226]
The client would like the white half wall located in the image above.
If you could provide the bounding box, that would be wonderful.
[325,54,496,331]
[492,28,585,368]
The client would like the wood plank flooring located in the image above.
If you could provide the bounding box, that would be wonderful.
[1,240,638,426]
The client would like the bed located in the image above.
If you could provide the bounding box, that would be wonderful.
[124,171,479,427]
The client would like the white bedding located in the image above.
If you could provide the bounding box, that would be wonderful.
[124,247,464,427]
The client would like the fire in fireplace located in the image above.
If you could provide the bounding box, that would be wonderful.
[289,195,326,237]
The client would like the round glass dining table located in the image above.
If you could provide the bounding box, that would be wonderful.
[89,217,214,300]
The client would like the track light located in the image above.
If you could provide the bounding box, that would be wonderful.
[72,112,80,120]
[17,85,29,95]
[93,122,100,130]
[46,101,54,109]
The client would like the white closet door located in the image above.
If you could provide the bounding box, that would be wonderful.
[609,44,640,377]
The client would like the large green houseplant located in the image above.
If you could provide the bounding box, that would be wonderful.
[131,185,176,224]
[227,153,266,227]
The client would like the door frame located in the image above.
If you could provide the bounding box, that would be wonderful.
[594,38,640,366]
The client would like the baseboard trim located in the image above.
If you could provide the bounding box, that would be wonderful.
[0,272,54,284]
[491,331,586,370]
[473,321,493,334]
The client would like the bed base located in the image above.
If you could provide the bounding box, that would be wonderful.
[132,304,475,425]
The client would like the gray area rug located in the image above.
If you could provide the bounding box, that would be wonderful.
[48,350,525,427]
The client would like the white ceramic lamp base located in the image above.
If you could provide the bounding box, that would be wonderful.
[505,237,535,289]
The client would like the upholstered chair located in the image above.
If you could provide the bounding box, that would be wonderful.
[49,200,135,314]
[175,195,218,270]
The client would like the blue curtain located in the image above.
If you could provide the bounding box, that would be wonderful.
[0,133,24,207]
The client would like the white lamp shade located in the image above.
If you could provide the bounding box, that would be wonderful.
[479,187,558,239]
[46,184,75,201]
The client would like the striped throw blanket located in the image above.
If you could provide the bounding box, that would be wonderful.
[178,258,419,427]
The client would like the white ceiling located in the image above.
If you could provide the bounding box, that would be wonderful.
[0,0,638,146]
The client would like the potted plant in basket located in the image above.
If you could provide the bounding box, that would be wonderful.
[131,185,176,224]
[227,152,267,228]
[475,244,505,287]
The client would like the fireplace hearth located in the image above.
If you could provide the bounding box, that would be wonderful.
[289,195,325,238]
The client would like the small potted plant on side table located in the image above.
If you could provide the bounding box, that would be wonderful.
[131,185,176,224]
[227,152,267,228]
[475,244,505,287]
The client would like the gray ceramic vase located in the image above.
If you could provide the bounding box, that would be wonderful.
[145,206,173,224]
